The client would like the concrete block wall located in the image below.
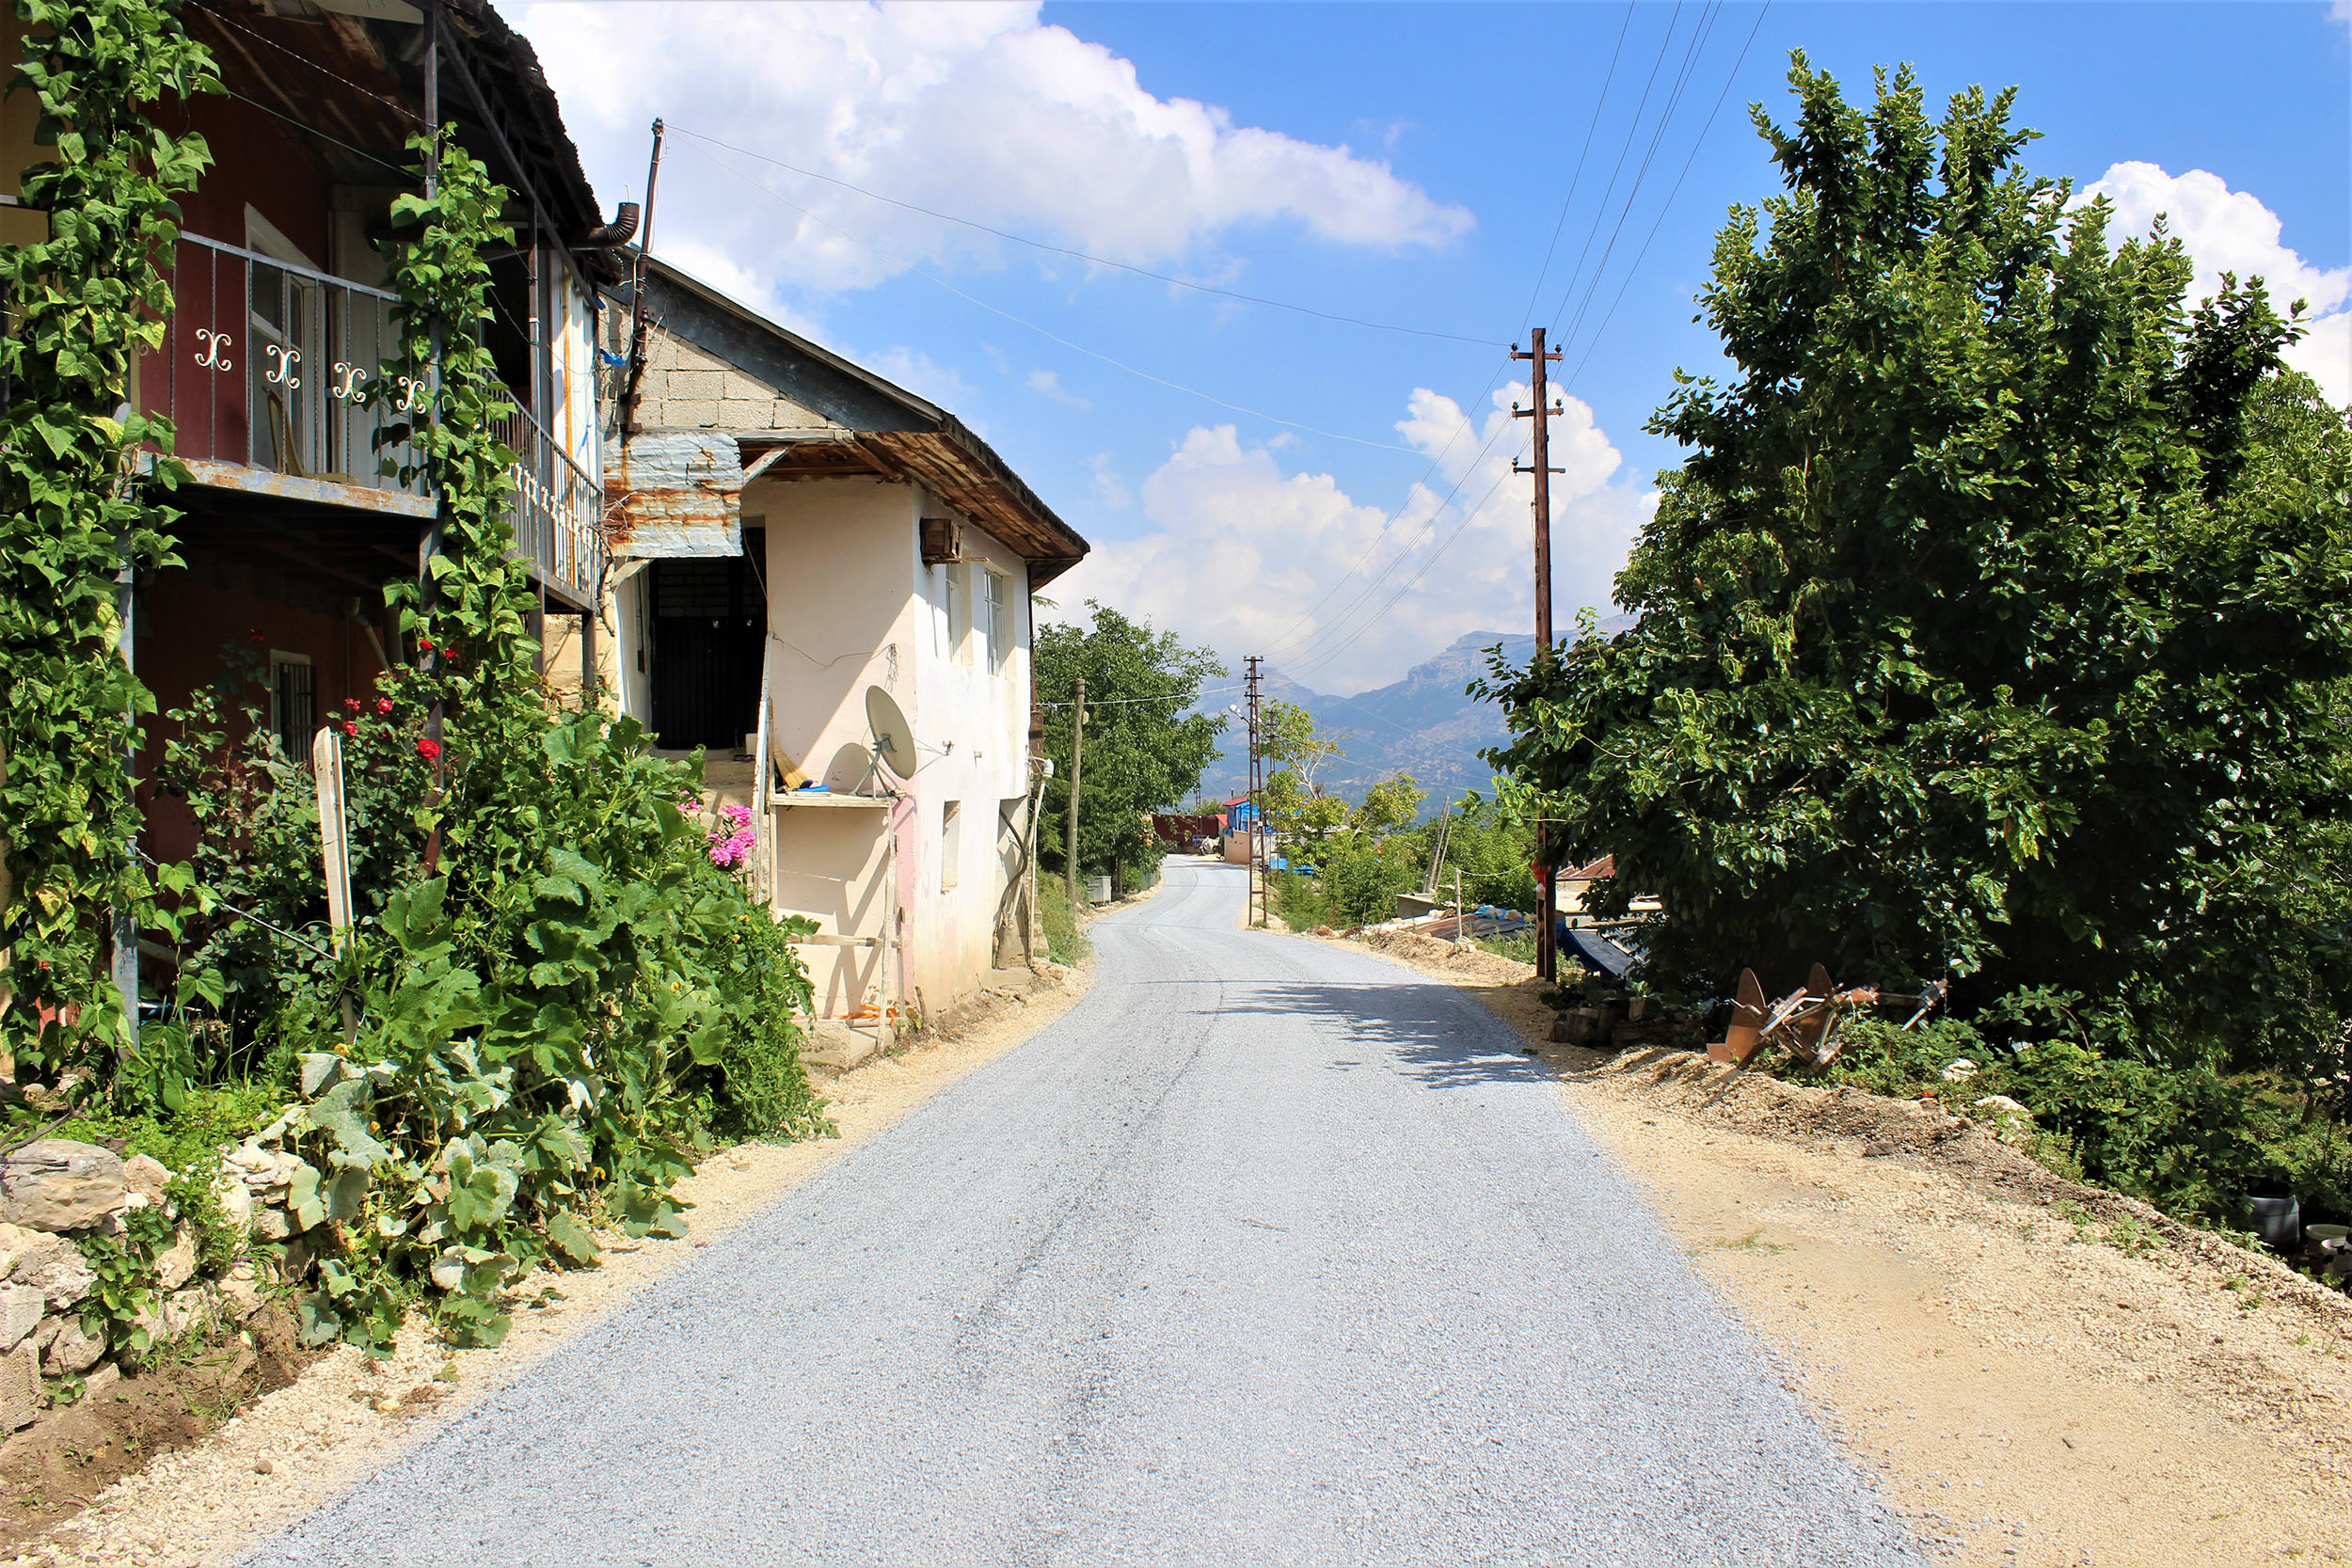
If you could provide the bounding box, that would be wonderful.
[635,329,831,434]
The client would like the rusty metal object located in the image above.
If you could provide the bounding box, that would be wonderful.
[1708,969,1769,1066]
[1724,967,1950,1070]
[603,430,745,558]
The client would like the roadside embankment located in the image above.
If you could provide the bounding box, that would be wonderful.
[1317,925,2352,1568]
[6,962,1091,1568]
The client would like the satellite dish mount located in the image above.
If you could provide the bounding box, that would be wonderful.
[859,686,916,795]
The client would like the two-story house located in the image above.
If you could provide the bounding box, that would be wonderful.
[588,257,1089,1050]
[3,0,630,872]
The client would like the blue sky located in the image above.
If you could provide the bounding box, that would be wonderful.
[518,1,2350,692]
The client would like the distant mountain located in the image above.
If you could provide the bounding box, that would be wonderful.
[1195,629,1540,812]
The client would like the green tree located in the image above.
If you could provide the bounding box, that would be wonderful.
[1352,773,1427,836]
[1036,602,1225,889]
[1258,698,1348,845]
[1479,58,2352,1089]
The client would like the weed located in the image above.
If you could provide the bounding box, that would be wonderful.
[1710,1229,1794,1256]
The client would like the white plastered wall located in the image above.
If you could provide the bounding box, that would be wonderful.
[755,476,1035,1019]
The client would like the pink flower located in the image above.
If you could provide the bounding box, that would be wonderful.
[417,737,443,763]
[375,698,393,716]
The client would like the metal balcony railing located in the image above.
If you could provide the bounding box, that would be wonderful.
[148,232,607,606]
[489,394,602,608]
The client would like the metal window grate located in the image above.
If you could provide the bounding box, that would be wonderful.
[272,657,314,761]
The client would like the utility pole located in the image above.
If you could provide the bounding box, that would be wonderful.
[1065,676,1084,911]
[1245,656,1263,927]
[1513,326,1564,983]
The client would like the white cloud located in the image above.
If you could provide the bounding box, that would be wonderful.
[1025,369,1090,409]
[866,348,983,428]
[1050,383,1654,693]
[517,1,1471,299]
[1086,451,1132,510]
[2080,162,2351,407]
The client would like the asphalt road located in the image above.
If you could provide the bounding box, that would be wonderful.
[247,860,1923,1567]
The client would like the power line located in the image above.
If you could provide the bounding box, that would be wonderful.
[1295,7,1769,686]
[1559,2,1772,390]
[669,124,1502,348]
[1263,4,1717,678]
[1518,0,1637,329]
[1538,1,1692,341]
[683,142,1426,455]
[1548,0,1725,349]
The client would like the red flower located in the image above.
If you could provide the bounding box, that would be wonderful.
[375,698,393,716]
[418,638,435,654]
[417,737,442,763]
[343,698,362,714]
[342,721,358,737]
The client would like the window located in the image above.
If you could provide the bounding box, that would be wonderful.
[269,651,314,762]
[983,568,1011,673]
[940,800,962,891]
[943,562,969,662]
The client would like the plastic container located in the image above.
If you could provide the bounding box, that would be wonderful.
[2246,1189,2302,1251]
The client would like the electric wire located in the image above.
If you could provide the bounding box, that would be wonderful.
[684,142,1425,455]
[1257,4,1706,675]
[1281,4,1770,688]
[1558,1,1772,390]
[1534,1,1691,348]
[189,2,425,126]
[1518,0,1637,330]
[1547,0,1724,353]
[668,124,1501,348]
[1251,359,1517,660]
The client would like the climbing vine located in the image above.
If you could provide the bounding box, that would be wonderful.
[0,0,216,1086]
[236,134,830,1351]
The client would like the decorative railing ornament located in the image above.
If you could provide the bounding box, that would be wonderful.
[193,327,230,372]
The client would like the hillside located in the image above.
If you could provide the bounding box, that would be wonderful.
[1197,629,1539,808]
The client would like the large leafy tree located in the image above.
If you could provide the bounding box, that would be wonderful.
[1480,58,2352,1080]
[1036,602,1225,886]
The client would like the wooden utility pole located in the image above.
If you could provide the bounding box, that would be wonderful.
[1246,656,1264,926]
[1065,676,1084,910]
[1513,327,1565,983]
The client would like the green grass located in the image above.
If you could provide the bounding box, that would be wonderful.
[1041,888,1090,966]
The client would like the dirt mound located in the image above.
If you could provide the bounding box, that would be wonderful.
[1585,1046,2352,1330]
[1351,928,1542,988]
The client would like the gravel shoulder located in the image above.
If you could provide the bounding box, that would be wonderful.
[10,962,1092,1568]
[1331,927,2352,1568]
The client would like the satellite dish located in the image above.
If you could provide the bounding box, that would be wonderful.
[865,686,916,780]
[821,741,872,793]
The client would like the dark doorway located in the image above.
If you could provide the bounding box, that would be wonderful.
[649,530,766,751]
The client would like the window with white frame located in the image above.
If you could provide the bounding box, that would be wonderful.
[944,562,970,662]
[983,567,1011,673]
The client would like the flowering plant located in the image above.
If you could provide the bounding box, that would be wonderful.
[707,802,756,870]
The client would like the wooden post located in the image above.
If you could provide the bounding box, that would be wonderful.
[1454,867,1465,948]
[1064,676,1083,911]
[313,727,358,1045]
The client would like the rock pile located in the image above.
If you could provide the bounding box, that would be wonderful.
[0,1126,303,1435]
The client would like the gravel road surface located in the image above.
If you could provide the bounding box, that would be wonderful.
[245,861,1923,1567]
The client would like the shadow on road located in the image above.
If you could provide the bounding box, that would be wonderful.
[1219,980,1549,1089]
